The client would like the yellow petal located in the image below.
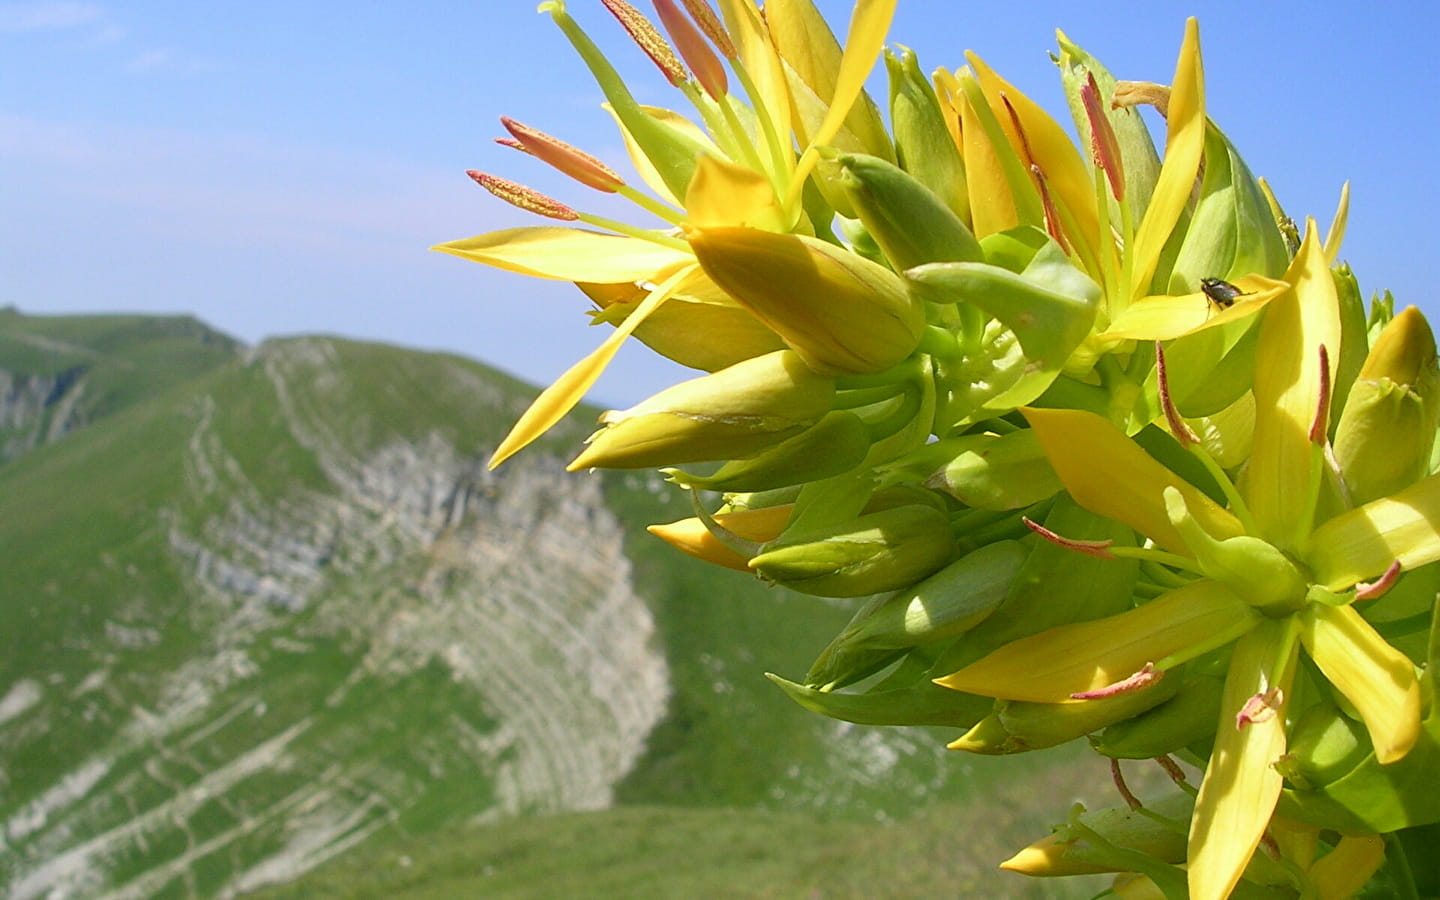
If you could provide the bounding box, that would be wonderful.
[968,52,1103,270]
[685,153,786,230]
[1242,222,1341,547]
[647,504,794,570]
[1128,18,1205,301]
[1324,182,1350,266]
[953,74,1020,239]
[603,103,720,207]
[783,0,897,205]
[1304,470,1440,591]
[934,580,1255,703]
[716,0,794,157]
[1022,407,1243,554]
[1101,274,1289,341]
[1309,833,1384,900]
[488,264,694,468]
[1188,618,1297,900]
[1300,604,1420,765]
[432,227,692,282]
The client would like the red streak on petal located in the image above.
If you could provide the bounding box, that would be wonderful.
[1310,344,1332,445]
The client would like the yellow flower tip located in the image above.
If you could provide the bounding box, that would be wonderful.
[467,170,580,221]
[1360,305,1437,384]
[998,833,1108,876]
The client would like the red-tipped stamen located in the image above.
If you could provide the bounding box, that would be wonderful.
[467,170,579,221]
[1080,72,1125,203]
[1235,687,1283,729]
[680,0,735,59]
[1071,663,1162,700]
[1259,832,1283,861]
[1156,341,1201,447]
[501,117,625,193]
[601,0,689,87]
[495,137,530,153]
[1110,759,1142,810]
[1000,94,1071,252]
[1022,517,1115,559]
[1154,755,1189,788]
[1355,560,1404,600]
[654,0,727,98]
[1309,344,1332,444]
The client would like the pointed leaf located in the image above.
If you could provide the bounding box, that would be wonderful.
[1306,472,1440,590]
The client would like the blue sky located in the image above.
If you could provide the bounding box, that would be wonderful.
[3,0,1437,407]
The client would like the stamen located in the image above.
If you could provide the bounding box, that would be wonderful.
[1110,759,1142,810]
[680,0,736,60]
[654,0,728,99]
[1030,164,1072,253]
[467,170,579,221]
[1235,687,1283,729]
[1309,344,1332,444]
[1112,80,1170,118]
[1154,755,1189,788]
[1155,342,1201,447]
[1080,72,1125,202]
[501,117,625,192]
[1070,663,1162,700]
[1355,560,1404,601]
[494,137,530,154]
[600,0,689,86]
[1022,517,1115,558]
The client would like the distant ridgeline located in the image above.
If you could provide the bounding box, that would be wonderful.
[0,311,983,898]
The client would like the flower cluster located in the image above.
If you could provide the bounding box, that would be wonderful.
[438,2,1439,897]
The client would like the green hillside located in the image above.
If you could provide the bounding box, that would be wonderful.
[0,313,1111,898]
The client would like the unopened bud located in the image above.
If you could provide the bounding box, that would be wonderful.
[569,349,835,470]
[688,226,927,375]
[647,504,793,571]
[750,504,956,598]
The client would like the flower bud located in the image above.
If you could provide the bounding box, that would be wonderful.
[766,671,992,729]
[569,349,834,470]
[1274,700,1370,793]
[665,409,870,493]
[647,504,793,571]
[923,428,1063,511]
[688,226,927,375]
[884,46,968,219]
[1165,123,1290,294]
[835,152,982,271]
[806,540,1026,690]
[949,675,1177,755]
[1000,794,1193,876]
[749,503,955,598]
[1333,306,1440,505]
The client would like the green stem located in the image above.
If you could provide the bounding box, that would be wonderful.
[577,212,691,251]
[616,184,686,226]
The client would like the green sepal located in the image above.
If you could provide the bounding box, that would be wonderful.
[805,539,1026,689]
[885,45,968,219]
[1330,263,1370,424]
[1092,668,1224,760]
[923,429,1063,511]
[1166,122,1290,294]
[765,670,991,728]
[751,503,956,598]
[836,152,982,271]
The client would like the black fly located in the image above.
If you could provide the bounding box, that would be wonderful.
[1199,277,1248,310]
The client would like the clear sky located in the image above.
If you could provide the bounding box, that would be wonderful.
[3,0,1437,408]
